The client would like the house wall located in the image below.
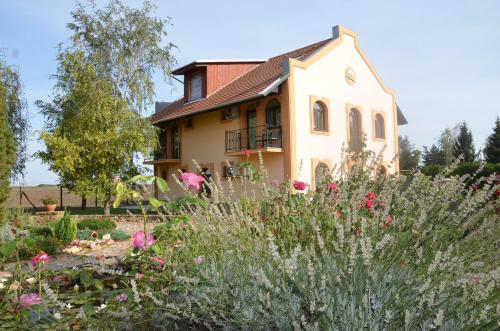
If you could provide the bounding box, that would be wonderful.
[289,30,398,186]
[155,93,286,199]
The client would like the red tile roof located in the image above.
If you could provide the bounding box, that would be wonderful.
[151,38,332,124]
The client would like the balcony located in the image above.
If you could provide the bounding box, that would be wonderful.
[225,125,283,155]
[143,146,181,165]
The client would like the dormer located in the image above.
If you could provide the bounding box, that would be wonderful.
[172,60,266,104]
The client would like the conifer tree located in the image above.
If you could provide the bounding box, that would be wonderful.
[484,116,500,163]
[453,121,476,162]
[0,82,16,218]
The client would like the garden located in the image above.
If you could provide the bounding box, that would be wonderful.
[0,159,499,330]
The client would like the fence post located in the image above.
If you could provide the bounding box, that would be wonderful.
[60,186,63,210]
[19,186,22,207]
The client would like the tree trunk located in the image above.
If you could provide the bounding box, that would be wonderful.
[103,199,111,216]
[81,196,87,209]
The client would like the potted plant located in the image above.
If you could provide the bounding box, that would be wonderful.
[42,197,58,212]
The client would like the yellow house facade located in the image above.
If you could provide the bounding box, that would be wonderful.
[147,26,407,197]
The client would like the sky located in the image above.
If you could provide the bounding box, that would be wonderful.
[1,0,499,185]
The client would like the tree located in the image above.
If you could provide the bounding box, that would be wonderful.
[484,116,500,163]
[453,121,476,162]
[398,135,421,170]
[0,82,17,219]
[0,54,29,180]
[38,50,157,215]
[422,126,458,166]
[67,0,176,113]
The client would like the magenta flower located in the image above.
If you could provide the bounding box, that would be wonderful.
[327,182,340,193]
[151,256,165,269]
[293,180,308,191]
[31,251,50,265]
[116,293,128,303]
[243,150,251,157]
[180,172,205,191]
[132,231,155,250]
[194,256,204,266]
[19,293,41,307]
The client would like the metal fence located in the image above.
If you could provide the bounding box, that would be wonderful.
[3,186,103,210]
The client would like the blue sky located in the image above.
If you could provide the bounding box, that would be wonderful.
[1,0,499,185]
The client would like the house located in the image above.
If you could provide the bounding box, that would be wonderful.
[147,25,408,196]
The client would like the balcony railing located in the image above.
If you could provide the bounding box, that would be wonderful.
[148,145,180,162]
[225,125,282,152]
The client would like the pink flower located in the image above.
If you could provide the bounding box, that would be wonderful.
[327,182,340,193]
[363,192,377,210]
[180,172,205,191]
[365,192,377,201]
[243,150,251,157]
[19,293,41,307]
[135,273,144,280]
[364,197,374,209]
[293,180,308,191]
[151,256,165,269]
[194,256,204,266]
[132,231,155,250]
[31,252,50,265]
[116,293,127,303]
[384,215,393,228]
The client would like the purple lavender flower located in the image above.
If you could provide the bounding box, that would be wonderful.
[116,293,128,303]
[19,293,41,307]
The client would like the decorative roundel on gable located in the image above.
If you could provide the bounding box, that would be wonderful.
[345,67,356,85]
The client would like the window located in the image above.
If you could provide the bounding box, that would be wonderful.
[222,105,240,120]
[374,113,385,139]
[221,161,240,178]
[313,101,327,131]
[184,118,193,129]
[188,72,203,101]
[265,99,281,128]
[349,108,362,151]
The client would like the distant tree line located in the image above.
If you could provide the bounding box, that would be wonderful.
[399,117,500,177]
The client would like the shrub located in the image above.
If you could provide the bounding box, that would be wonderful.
[77,219,117,231]
[77,229,130,241]
[54,211,77,243]
[18,235,60,258]
[29,226,55,237]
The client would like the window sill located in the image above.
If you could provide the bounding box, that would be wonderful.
[310,129,331,136]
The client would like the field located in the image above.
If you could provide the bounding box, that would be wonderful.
[3,186,102,210]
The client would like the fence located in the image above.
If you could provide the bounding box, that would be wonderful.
[3,186,103,210]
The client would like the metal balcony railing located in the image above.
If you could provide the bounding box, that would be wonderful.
[225,125,282,152]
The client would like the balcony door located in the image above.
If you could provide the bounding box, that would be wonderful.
[172,125,180,159]
[265,100,281,147]
[247,105,257,149]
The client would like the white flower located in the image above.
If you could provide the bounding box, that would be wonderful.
[54,312,62,320]
[96,303,107,312]
[0,283,4,290]
[66,303,73,309]
[74,284,79,291]
[26,277,36,284]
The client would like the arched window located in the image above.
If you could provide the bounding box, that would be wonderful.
[313,101,327,131]
[349,108,362,151]
[315,162,331,187]
[374,113,385,139]
[265,99,281,128]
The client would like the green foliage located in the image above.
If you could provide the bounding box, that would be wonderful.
[484,116,500,163]
[42,197,58,205]
[77,228,129,241]
[0,82,16,217]
[77,219,117,231]
[398,135,421,170]
[423,126,457,166]
[37,49,157,215]
[0,54,29,179]
[421,162,500,179]
[29,226,55,237]
[18,235,60,258]
[453,121,476,162]
[54,211,77,243]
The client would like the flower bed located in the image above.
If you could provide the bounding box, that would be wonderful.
[0,165,499,329]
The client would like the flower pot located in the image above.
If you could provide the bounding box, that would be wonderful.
[46,204,57,212]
